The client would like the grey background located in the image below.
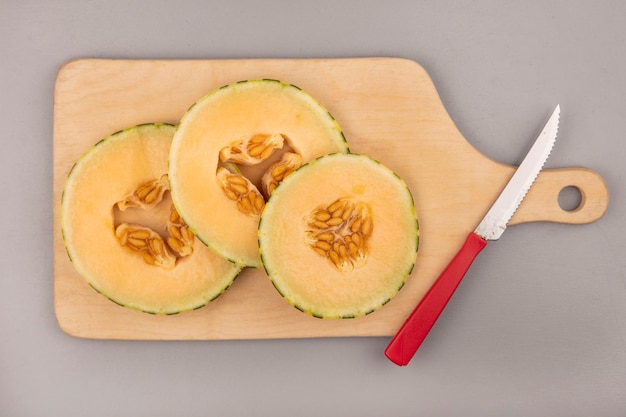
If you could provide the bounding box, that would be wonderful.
[2,0,625,416]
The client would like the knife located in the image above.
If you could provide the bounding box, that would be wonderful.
[385,105,561,366]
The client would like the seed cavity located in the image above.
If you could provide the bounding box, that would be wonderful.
[305,197,373,272]
[216,135,303,217]
[114,175,195,268]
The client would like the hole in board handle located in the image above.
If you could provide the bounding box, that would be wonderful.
[558,186,583,212]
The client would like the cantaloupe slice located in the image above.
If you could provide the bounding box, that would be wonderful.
[169,80,349,267]
[61,123,242,315]
[259,153,419,319]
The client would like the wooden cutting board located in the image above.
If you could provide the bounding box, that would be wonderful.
[52,58,608,340]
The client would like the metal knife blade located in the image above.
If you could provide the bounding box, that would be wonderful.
[385,105,561,366]
[475,104,560,240]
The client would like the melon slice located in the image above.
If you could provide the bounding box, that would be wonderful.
[61,123,242,315]
[169,80,349,267]
[258,153,419,319]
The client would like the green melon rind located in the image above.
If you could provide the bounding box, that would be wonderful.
[84,278,241,316]
[258,152,419,319]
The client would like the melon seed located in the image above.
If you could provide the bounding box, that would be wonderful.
[316,232,334,242]
[326,217,343,226]
[167,236,184,254]
[314,210,331,222]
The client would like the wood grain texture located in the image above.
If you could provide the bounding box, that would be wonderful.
[52,58,608,340]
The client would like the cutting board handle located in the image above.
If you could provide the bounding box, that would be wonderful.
[510,167,609,225]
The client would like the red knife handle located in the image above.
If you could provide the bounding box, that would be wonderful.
[385,232,488,366]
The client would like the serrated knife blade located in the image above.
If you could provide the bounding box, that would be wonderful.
[385,105,560,366]
[475,105,560,240]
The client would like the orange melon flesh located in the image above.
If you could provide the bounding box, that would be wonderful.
[61,124,242,314]
[259,153,419,319]
[169,80,348,268]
